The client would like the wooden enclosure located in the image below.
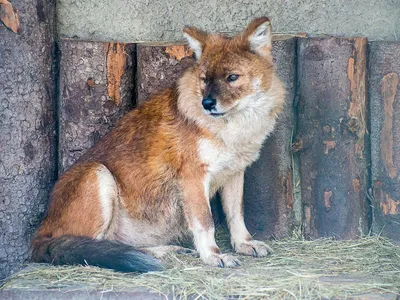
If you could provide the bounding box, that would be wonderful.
[1,2,400,279]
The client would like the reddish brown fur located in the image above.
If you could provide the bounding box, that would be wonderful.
[37,162,105,238]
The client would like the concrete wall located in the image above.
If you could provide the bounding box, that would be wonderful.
[57,0,400,42]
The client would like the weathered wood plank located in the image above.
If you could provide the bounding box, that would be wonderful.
[0,0,56,279]
[297,38,369,239]
[136,44,195,104]
[58,41,135,173]
[244,38,298,239]
[369,41,400,241]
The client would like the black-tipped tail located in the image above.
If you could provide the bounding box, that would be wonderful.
[31,235,163,273]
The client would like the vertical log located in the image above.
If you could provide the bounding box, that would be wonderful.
[0,0,56,279]
[244,37,298,239]
[58,41,135,173]
[369,41,400,241]
[297,38,369,239]
[136,44,195,104]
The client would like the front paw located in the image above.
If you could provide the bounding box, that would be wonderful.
[234,240,273,257]
[202,253,241,268]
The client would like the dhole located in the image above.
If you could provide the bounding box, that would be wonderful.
[31,17,285,272]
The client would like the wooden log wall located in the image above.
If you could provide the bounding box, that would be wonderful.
[369,42,400,241]
[297,38,369,239]
[58,41,135,173]
[0,0,56,279]
[137,44,195,105]
[2,18,400,278]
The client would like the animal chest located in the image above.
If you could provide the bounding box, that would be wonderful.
[198,111,276,195]
[198,137,263,194]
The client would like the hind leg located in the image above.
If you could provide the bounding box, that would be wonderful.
[36,162,118,239]
[93,163,120,239]
[32,162,165,273]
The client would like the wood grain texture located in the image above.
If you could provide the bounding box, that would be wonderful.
[58,41,135,173]
[297,38,369,239]
[244,38,298,239]
[369,41,400,241]
[0,0,56,279]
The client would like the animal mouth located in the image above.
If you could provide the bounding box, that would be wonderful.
[208,102,241,117]
[210,112,225,117]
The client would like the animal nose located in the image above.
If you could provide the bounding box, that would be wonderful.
[202,98,216,111]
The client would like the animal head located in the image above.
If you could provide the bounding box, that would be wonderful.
[178,17,282,124]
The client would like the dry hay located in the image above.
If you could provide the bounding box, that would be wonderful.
[1,230,399,299]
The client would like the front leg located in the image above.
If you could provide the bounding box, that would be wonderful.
[181,176,240,267]
[220,171,273,257]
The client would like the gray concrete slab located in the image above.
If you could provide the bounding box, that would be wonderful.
[57,0,400,42]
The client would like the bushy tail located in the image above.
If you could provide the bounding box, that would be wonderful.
[31,235,163,273]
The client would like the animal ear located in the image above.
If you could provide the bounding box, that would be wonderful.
[183,26,208,60]
[243,17,272,56]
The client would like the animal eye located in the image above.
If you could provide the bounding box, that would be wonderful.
[226,74,240,82]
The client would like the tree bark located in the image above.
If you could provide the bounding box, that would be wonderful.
[0,0,56,279]
[58,40,135,173]
[136,44,195,104]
